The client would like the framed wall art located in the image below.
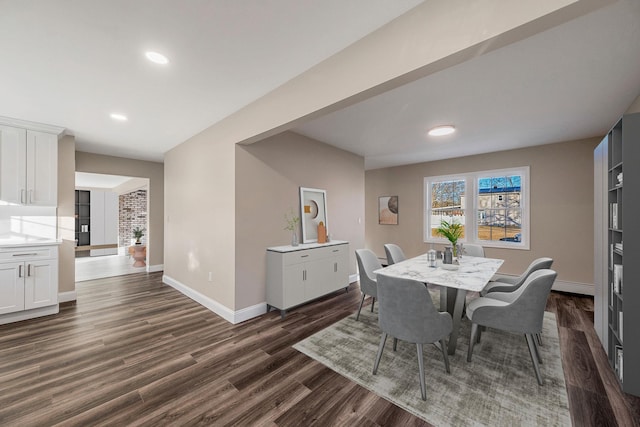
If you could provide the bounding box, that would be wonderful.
[300,187,328,243]
[379,195,398,225]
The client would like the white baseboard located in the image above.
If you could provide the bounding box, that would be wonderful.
[495,273,594,296]
[234,302,268,323]
[58,291,77,303]
[553,279,594,296]
[162,274,265,324]
[147,264,164,273]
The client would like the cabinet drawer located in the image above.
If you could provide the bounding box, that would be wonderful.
[324,244,347,258]
[0,246,58,262]
[281,244,347,266]
[282,249,322,266]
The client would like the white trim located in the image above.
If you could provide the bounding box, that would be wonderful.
[0,305,59,325]
[163,273,359,324]
[234,302,268,324]
[423,174,468,243]
[147,264,164,273]
[0,116,65,135]
[553,279,594,296]
[58,291,77,303]
[492,273,594,296]
[163,275,235,323]
[162,275,266,324]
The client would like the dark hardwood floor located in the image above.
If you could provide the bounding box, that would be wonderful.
[0,272,639,426]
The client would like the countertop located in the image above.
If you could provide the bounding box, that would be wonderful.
[0,236,62,248]
[267,240,348,253]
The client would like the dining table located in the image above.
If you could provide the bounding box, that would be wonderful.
[374,253,504,355]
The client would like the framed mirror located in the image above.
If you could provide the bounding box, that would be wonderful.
[300,187,328,243]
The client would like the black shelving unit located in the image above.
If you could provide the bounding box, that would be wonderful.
[75,190,91,247]
[605,112,640,397]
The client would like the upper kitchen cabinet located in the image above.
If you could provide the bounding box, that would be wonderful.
[0,118,65,207]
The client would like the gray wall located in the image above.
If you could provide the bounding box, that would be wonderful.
[365,138,600,285]
[235,131,365,309]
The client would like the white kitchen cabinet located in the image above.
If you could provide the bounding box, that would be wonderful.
[0,124,58,206]
[0,261,25,314]
[90,190,118,256]
[267,241,349,317]
[0,245,59,323]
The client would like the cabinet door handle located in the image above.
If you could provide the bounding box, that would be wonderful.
[332,249,339,253]
[21,189,25,204]
[12,253,38,257]
[28,264,32,277]
[18,265,23,278]
[300,254,309,258]
[334,262,337,272]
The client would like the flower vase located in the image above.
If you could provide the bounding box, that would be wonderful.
[291,232,299,247]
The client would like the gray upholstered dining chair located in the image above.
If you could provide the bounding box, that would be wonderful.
[481,257,553,296]
[462,243,485,257]
[466,269,557,385]
[383,243,406,265]
[372,273,452,401]
[355,249,382,321]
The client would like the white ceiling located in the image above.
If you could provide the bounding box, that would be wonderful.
[0,0,422,162]
[294,0,640,169]
[2,1,639,170]
[75,172,134,189]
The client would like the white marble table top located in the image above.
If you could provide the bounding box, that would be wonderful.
[374,254,504,292]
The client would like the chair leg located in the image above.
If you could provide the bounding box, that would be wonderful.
[393,337,398,351]
[536,332,543,346]
[525,334,544,385]
[476,326,482,344]
[440,338,451,374]
[468,323,478,362]
[416,343,427,401]
[373,332,387,375]
[371,297,375,312]
[356,294,366,321]
[532,332,543,365]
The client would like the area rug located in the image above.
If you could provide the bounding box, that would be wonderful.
[294,302,571,426]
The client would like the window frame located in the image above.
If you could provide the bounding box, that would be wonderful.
[424,166,530,250]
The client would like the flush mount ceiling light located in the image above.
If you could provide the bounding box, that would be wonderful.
[145,51,169,65]
[428,125,456,136]
[110,113,128,121]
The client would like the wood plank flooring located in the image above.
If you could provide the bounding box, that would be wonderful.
[0,272,639,426]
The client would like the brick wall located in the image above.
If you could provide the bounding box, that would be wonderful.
[119,189,147,247]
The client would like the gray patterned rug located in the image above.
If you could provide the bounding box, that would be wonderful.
[294,301,570,426]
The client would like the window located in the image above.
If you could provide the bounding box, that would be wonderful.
[428,178,466,239]
[424,167,529,249]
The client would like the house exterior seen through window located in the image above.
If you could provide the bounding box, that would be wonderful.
[425,167,529,250]
[477,175,522,242]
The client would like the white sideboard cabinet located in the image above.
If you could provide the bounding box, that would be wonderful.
[267,241,349,317]
[0,121,61,206]
[0,245,59,324]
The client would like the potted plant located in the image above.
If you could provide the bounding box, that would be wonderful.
[435,219,463,256]
[133,226,146,244]
[284,209,300,246]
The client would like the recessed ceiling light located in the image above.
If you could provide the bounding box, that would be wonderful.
[428,125,456,136]
[110,113,128,121]
[145,51,169,65]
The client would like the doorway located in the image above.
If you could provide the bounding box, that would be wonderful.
[74,172,149,281]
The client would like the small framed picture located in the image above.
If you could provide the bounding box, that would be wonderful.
[379,196,398,225]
